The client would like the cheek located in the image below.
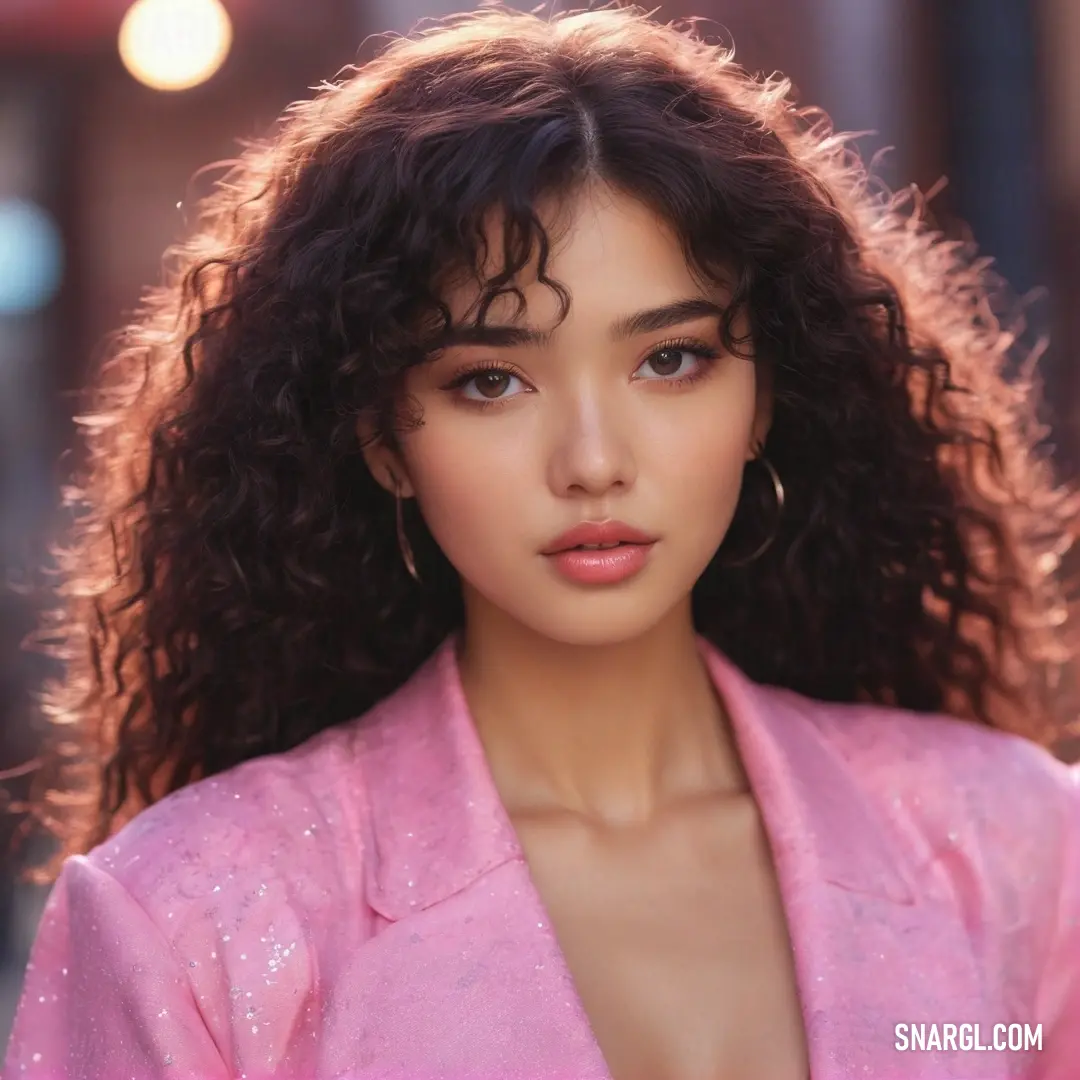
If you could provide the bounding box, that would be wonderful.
[652,415,749,484]
[643,379,757,521]
[399,414,530,556]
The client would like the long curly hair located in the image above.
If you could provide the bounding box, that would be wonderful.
[17,4,1079,877]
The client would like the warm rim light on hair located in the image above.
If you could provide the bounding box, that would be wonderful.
[117,0,233,92]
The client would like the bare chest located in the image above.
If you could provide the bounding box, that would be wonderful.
[513,796,810,1080]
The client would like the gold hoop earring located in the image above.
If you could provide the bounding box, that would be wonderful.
[391,473,420,583]
[724,455,785,567]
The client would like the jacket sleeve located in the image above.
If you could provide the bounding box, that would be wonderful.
[2,855,230,1080]
[1036,762,1080,1080]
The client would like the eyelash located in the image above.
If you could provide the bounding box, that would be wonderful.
[443,336,722,411]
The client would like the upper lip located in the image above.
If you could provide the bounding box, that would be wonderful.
[541,520,658,554]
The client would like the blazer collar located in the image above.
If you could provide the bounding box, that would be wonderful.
[698,640,917,906]
[356,633,917,921]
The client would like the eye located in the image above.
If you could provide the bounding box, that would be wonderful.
[455,367,528,402]
[634,342,718,381]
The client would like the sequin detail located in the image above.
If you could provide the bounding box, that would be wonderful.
[1,634,1076,1078]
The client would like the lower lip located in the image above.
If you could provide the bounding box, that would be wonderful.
[544,542,656,585]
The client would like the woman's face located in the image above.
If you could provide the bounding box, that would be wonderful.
[363,181,771,646]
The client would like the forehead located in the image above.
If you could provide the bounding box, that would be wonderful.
[439,182,713,329]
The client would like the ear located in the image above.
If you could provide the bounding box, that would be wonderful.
[747,365,775,462]
[357,409,415,498]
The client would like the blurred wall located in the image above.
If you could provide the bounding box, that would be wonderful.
[1041,0,1080,456]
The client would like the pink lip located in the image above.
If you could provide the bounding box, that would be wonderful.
[541,519,658,586]
[545,542,656,585]
[541,520,658,555]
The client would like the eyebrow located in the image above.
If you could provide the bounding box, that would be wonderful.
[429,297,727,351]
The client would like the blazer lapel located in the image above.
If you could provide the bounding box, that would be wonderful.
[699,641,1003,1078]
[353,637,612,1078]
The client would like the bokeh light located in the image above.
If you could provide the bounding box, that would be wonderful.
[118,0,233,92]
[0,198,64,316]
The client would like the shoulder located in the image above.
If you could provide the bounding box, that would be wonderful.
[788,689,1079,926]
[24,721,386,1073]
[76,641,456,935]
[81,718,372,934]
[797,691,1077,832]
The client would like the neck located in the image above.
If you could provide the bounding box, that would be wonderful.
[457,597,749,827]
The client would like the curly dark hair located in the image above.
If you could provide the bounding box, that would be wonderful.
[16,3,1079,878]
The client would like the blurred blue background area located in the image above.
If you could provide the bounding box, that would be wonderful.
[0,0,1077,1046]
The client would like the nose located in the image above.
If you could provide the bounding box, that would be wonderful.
[545,383,637,497]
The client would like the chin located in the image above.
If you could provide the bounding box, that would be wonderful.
[509,592,681,649]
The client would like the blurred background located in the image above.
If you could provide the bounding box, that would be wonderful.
[0,0,1078,1048]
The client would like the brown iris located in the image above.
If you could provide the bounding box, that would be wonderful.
[474,371,512,398]
[647,348,684,376]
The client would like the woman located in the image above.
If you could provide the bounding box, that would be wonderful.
[4,6,1078,1079]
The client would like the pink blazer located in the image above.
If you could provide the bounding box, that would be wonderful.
[4,635,1078,1079]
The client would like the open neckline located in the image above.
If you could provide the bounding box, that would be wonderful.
[447,632,818,1080]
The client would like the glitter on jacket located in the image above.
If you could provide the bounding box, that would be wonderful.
[4,635,1078,1079]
